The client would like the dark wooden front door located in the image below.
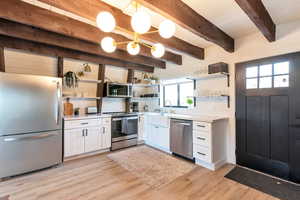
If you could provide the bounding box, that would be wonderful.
[236,52,300,183]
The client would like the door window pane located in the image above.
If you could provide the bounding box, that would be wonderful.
[164,84,178,106]
[246,66,258,78]
[246,78,258,89]
[274,75,289,88]
[259,77,272,88]
[179,82,194,106]
[274,62,289,75]
[259,64,272,76]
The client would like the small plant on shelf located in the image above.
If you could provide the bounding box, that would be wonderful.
[64,71,79,88]
[186,98,194,107]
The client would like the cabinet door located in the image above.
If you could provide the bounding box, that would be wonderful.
[138,116,145,141]
[160,127,170,151]
[64,128,85,157]
[101,125,111,149]
[85,127,101,153]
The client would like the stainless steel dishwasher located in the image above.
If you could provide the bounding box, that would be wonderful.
[170,119,193,159]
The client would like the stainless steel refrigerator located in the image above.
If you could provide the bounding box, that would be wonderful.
[0,72,63,179]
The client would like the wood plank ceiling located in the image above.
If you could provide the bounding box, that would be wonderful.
[135,0,235,52]
[39,0,205,60]
[0,0,175,69]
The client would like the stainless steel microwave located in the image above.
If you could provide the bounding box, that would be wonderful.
[104,82,133,98]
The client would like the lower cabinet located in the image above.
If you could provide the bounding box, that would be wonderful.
[146,124,170,152]
[64,117,111,158]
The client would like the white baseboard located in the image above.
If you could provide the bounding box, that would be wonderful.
[195,159,227,171]
[64,148,110,162]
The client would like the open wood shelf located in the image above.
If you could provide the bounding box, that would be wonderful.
[132,83,160,87]
[63,97,101,100]
[78,79,102,83]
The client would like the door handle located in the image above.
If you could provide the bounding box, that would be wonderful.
[179,123,191,126]
[56,82,60,125]
[4,133,57,142]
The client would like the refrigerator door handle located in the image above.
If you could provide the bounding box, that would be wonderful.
[3,133,58,142]
[56,82,61,125]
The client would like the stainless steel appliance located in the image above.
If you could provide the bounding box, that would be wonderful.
[104,82,133,98]
[170,119,193,159]
[0,72,63,179]
[106,112,138,150]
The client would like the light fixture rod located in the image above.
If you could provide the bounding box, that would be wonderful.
[141,30,159,35]
[115,41,132,45]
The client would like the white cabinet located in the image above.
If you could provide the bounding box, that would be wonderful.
[85,127,101,153]
[64,117,111,158]
[192,120,227,171]
[145,115,170,153]
[138,115,145,143]
[64,128,85,157]
[99,121,111,149]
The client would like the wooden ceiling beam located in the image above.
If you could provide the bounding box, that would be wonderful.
[39,0,204,60]
[235,0,276,42]
[135,0,234,53]
[0,0,170,68]
[0,35,154,73]
[0,19,155,71]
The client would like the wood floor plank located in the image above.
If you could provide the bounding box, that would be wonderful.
[0,151,279,200]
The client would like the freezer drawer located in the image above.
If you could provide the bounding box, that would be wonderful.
[0,130,62,178]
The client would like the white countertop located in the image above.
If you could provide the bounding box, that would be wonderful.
[142,112,227,123]
[64,114,111,121]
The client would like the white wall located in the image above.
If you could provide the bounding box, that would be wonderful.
[154,19,300,164]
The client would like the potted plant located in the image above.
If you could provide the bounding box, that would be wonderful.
[64,71,79,88]
[186,98,194,108]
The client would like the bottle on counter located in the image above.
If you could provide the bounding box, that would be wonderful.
[64,98,73,116]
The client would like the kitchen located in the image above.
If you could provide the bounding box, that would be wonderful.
[0,0,300,200]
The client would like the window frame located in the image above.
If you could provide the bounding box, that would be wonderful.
[163,81,195,108]
[245,61,290,90]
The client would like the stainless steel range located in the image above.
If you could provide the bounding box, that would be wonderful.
[104,112,138,150]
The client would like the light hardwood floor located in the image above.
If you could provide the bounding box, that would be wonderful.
[0,152,278,200]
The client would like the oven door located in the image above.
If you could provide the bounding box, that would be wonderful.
[112,117,138,142]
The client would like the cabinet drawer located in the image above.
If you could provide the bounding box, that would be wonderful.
[65,119,101,129]
[193,132,210,147]
[193,144,211,162]
[101,117,111,125]
[193,121,210,132]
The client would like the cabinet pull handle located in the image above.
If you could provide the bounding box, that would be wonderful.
[82,129,85,137]
[85,129,88,136]
[197,125,205,128]
[103,127,105,134]
[81,122,89,125]
[197,137,205,140]
[197,152,206,156]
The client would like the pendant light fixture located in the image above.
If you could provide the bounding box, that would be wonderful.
[98,1,176,58]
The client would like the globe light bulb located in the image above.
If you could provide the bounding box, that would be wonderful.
[159,20,176,39]
[127,42,140,55]
[101,37,116,53]
[131,11,151,34]
[96,11,116,32]
[151,43,165,58]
